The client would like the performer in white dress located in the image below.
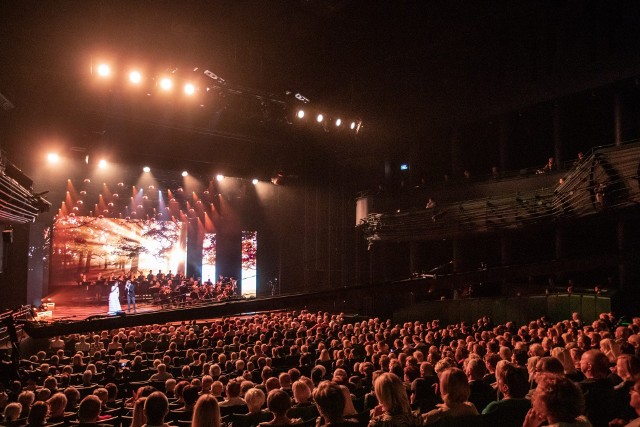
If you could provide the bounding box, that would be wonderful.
[108,281,122,314]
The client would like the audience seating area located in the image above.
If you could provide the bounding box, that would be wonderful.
[1,309,640,427]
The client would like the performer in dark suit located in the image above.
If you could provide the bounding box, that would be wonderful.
[125,279,136,313]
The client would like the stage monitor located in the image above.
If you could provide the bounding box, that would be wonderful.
[51,217,187,285]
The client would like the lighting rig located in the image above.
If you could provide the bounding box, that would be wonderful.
[90,59,363,136]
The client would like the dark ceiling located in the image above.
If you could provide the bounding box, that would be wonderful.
[2,1,640,185]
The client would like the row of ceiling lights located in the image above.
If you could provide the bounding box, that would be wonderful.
[48,152,263,185]
[92,61,362,133]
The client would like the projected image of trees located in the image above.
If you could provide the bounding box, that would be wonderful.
[241,231,257,297]
[51,216,186,285]
[202,233,216,283]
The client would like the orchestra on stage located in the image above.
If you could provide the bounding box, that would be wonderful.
[76,270,239,309]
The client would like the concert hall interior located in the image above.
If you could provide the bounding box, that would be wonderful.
[4,4,640,426]
[1,2,640,314]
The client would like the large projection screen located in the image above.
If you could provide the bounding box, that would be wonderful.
[202,233,216,283]
[51,216,187,285]
[241,231,257,297]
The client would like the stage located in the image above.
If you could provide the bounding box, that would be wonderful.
[45,302,158,322]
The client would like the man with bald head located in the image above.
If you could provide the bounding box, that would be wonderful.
[579,349,616,427]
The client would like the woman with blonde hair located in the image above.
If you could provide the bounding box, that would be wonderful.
[339,385,358,420]
[599,338,621,364]
[368,373,421,427]
[192,394,221,427]
[422,367,478,425]
[551,347,584,382]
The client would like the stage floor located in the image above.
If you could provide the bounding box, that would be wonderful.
[49,302,158,321]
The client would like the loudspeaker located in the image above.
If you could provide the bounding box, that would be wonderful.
[2,229,13,244]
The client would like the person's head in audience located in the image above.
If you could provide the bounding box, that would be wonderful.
[35,388,51,403]
[288,368,301,383]
[629,379,640,418]
[531,374,585,425]
[18,391,35,417]
[191,394,220,427]
[93,388,108,407]
[27,401,48,427]
[266,389,292,424]
[464,358,486,382]
[131,397,146,427]
[82,370,93,386]
[144,392,169,427]
[374,372,412,416]
[265,377,280,393]
[165,379,177,396]
[313,381,345,424]
[617,354,640,382]
[47,393,68,419]
[63,387,80,411]
[534,356,564,384]
[43,376,58,394]
[580,349,610,379]
[78,395,102,424]
[245,388,266,414]
[225,381,242,400]
[292,380,311,404]
[339,385,357,417]
[3,402,22,422]
[496,363,529,399]
[310,366,324,385]
[211,381,224,398]
[174,381,189,403]
[438,368,470,409]
[209,364,221,379]
[279,373,292,390]
[182,385,200,410]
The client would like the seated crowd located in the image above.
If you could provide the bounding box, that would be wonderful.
[1,310,640,427]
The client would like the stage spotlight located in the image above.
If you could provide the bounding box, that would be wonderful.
[97,63,110,77]
[316,114,324,123]
[350,121,356,130]
[252,178,259,185]
[184,83,195,96]
[98,159,108,169]
[47,153,60,163]
[335,118,342,127]
[143,166,151,173]
[129,70,142,84]
[182,171,188,177]
[160,78,172,91]
[297,110,305,119]
[216,174,225,182]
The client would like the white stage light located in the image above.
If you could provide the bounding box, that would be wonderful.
[182,171,188,177]
[143,166,151,173]
[184,83,195,95]
[216,174,225,182]
[317,114,324,123]
[297,110,305,119]
[97,64,110,77]
[47,153,60,163]
[350,121,356,130]
[252,178,259,185]
[335,118,342,127]
[160,78,172,91]
[129,71,142,84]
[98,159,108,169]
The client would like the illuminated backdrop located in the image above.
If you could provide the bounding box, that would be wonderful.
[51,216,186,285]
